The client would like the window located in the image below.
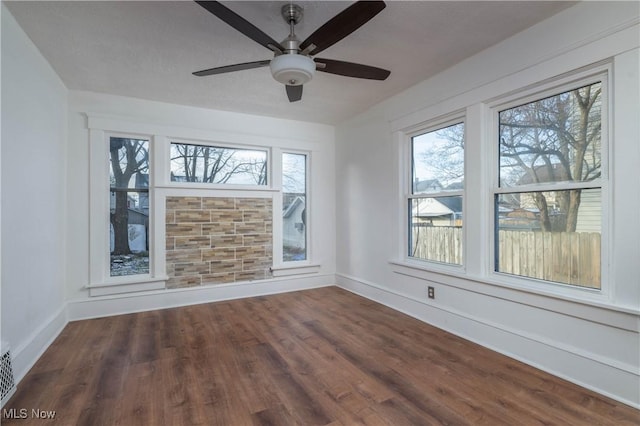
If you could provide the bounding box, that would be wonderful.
[282,152,307,262]
[170,142,267,185]
[409,121,465,265]
[109,137,150,277]
[495,80,604,289]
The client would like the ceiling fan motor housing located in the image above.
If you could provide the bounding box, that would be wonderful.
[270,54,315,86]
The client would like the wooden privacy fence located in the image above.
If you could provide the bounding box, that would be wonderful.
[411,227,601,288]
[411,226,463,265]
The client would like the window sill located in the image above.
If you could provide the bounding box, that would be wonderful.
[389,259,639,325]
[270,263,321,277]
[87,277,167,297]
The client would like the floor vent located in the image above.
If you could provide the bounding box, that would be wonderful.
[1,344,16,408]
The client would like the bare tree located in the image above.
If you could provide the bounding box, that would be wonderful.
[170,144,267,184]
[499,83,601,231]
[418,124,465,188]
[110,138,148,255]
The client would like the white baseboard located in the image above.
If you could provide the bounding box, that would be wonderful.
[68,274,335,321]
[11,306,67,385]
[335,272,640,410]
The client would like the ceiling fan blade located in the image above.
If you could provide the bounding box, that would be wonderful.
[193,60,271,77]
[299,1,386,56]
[315,58,390,80]
[286,85,303,102]
[195,1,284,52]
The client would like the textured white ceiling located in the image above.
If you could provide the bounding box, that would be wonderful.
[5,1,575,124]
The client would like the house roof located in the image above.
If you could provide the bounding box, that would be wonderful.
[283,196,305,219]
[412,197,461,218]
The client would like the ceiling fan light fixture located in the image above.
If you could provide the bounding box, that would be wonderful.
[270,54,315,86]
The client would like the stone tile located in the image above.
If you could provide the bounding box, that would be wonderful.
[242,234,272,246]
[209,260,242,273]
[235,222,267,235]
[166,197,201,210]
[243,209,271,222]
[165,196,275,287]
[166,275,201,289]
[201,273,236,285]
[201,247,236,262]
[210,234,244,248]
[242,257,272,272]
[166,223,202,237]
[166,211,175,224]
[235,198,266,210]
[166,249,201,263]
[202,222,235,235]
[174,236,211,250]
[209,209,243,223]
[173,262,210,276]
[202,197,235,210]
[236,245,266,258]
[175,210,211,223]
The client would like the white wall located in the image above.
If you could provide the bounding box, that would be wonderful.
[65,91,336,317]
[1,5,68,381]
[335,2,640,408]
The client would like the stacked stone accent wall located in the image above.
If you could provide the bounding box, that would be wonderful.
[165,196,272,288]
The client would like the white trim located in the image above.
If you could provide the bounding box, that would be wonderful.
[86,112,328,150]
[270,264,321,277]
[388,260,639,326]
[335,273,640,409]
[68,274,335,321]
[281,150,311,265]
[88,279,166,297]
[10,306,67,385]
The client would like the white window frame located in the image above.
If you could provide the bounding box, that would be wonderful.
[487,66,610,299]
[88,130,166,296]
[402,113,466,272]
[280,150,311,265]
[87,114,322,293]
[391,64,613,307]
[271,149,320,276]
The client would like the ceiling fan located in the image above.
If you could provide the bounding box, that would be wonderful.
[193,1,391,102]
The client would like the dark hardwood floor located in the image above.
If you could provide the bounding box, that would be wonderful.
[3,286,638,425]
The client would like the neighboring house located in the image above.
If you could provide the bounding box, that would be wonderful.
[412,196,462,227]
[283,195,306,250]
[414,178,443,193]
[575,189,601,232]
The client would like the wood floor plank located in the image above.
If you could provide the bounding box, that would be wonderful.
[3,286,638,425]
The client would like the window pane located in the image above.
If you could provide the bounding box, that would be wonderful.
[109,137,150,276]
[409,197,463,265]
[412,122,464,194]
[499,82,602,188]
[495,188,601,289]
[282,153,307,262]
[170,142,267,185]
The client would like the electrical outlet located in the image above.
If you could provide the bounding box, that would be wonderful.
[427,286,435,299]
